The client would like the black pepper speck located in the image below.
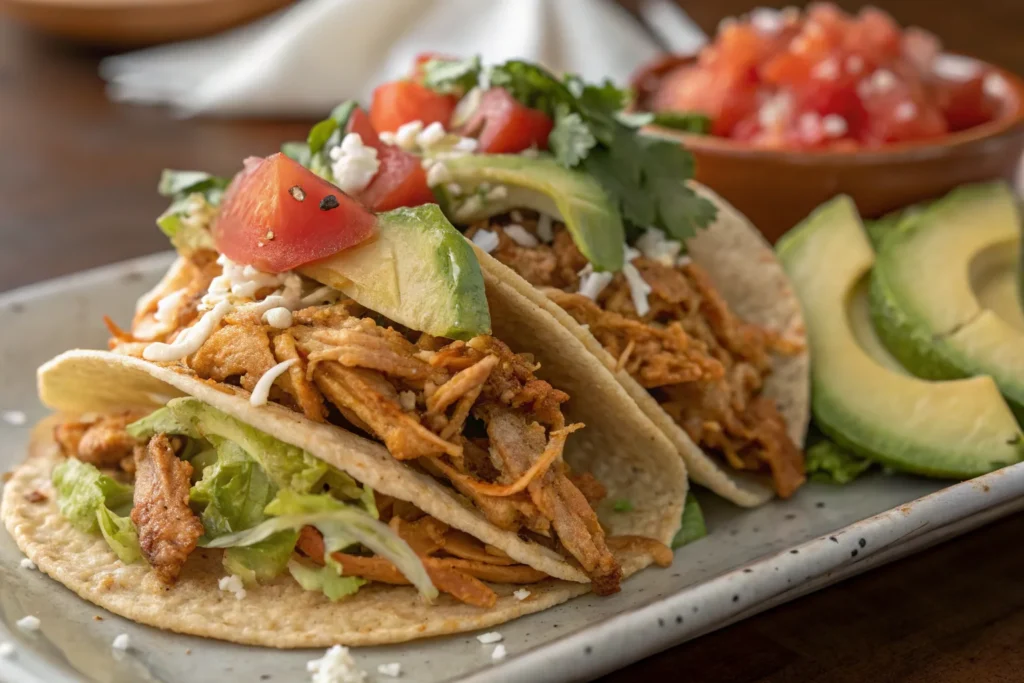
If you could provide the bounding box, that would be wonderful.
[320,194,340,211]
[829,536,838,543]
[851,549,859,557]
[784,513,796,520]
[692,606,698,614]
[585,646,593,655]
[816,502,826,508]
[743,568,753,573]
[790,549,799,554]
[658,618,665,627]
[732,595,739,603]
[676,616,683,624]
[859,538,867,548]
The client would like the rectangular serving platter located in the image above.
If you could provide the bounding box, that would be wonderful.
[2,253,1022,683]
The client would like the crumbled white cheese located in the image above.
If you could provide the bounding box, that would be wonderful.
[860,69,897,97]
[143,300,233,362]
[377,663,402,678]
[426,162,452,187]
[622,248,652,317]
[486,185,508,202]
[445,183,463,197]
[636,228,682,267]
[812,58,839,81]
[218,574,248,600]
[202,254,288,310]
[491,644,507,661]
[329,133,381,195]
[112,634,131,651]
[16,616,40,633]
[471,230,500,254]
[1,410,26,426]
[578,265,615,301]
[394,121,424,151]
[307,645,366,683]
[797,112,823,144]
[456,195,484,221]
[250,360,298,408]
[503,224,539,248]
[821,114,848,138]
[536,214,554,243]
[453,137,479,153]
[398,391,417,412]
[512,588,531,601]
[845,55,864,75]
[19,558,35,570]
[263,306,293,330]
[378,131,397,145]
[0,642,13,658]
[417,122,447,149]
[477,632,503,644]
[894,101,918,122]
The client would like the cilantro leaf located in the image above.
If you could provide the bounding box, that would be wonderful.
[422,56,481,95]
[549,109,596,167]
[611,499,634,513]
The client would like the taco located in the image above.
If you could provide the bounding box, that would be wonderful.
[5,147,687,647]
[277,56,811,506]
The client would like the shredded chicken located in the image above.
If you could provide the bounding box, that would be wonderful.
[478,218,806,498]
[130,434,204,584]
[271,331,327,422]
[189,322,277,393]
[54,412,145,470]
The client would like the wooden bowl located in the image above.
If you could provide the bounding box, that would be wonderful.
[633,54,1024,243]
[0,0,294,47]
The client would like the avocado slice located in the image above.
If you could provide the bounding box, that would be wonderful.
[300,204,491,340]
[869,182,1024,418]
[431,154,625,272]
[777,196,1023,478]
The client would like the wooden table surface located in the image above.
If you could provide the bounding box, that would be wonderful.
[2,3,1024,682]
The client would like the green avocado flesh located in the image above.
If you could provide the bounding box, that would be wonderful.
[432,154,625,272]
[300,204,491,341]
[777,195,1023,478]
[869,182,1024,418]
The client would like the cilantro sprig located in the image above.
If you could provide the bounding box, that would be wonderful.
[424,58,717,242]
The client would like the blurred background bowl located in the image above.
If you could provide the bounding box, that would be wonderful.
[0,0,294,47]
[633,54,1024,243]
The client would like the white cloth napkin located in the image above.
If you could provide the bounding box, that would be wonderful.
[100,0,668,118]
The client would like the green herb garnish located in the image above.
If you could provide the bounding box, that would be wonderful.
[423,58,717,242]
[651,112,712,135]
[611,499,634,513]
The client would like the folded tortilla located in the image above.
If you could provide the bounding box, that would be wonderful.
[472,184,810,507]
[4,256,686,646]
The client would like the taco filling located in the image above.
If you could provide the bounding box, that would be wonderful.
[465,215,806,498]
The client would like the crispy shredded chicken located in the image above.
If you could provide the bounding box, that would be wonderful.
[131,434,204,584]
[54,412,146,470]
[106,247,632,594]
[471,219,806,498]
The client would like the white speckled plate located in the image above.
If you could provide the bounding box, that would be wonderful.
[3,254,1023,683]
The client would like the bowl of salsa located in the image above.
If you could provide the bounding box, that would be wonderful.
[632,3,1024,241]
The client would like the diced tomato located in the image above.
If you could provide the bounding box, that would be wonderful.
[346,108,435,211]
[938,73,1001,132]
[653,65,760,137]
[214,154,376,273]
[845,7,901,62]
[369,80,458,134]
[459,88,554,153]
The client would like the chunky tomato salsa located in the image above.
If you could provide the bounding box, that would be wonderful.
[645,3,1007,149]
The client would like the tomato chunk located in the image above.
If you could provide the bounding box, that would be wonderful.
[214,153,376,273]
[346,108,435,211]
[370,80,457,133]
[459,88,554,154]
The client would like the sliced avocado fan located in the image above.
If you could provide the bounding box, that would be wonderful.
[777,195,1023,478]
[432,153,625,272]
[869,182,1024,419]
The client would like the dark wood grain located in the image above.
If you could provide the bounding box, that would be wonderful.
[1,3,1023,682]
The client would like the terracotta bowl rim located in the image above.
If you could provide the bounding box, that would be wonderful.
[633,52,1024,165]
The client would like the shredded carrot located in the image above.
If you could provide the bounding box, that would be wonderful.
[430,423,583,498]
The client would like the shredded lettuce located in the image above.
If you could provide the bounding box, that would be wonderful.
[191,437,276,537]
[52,459,141,563]
[671,493,707,549]
[154,170,229,254]
[288,558,367,602]
[129,399,328,493]
[806,439,874,485]
[204,490,437,601]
